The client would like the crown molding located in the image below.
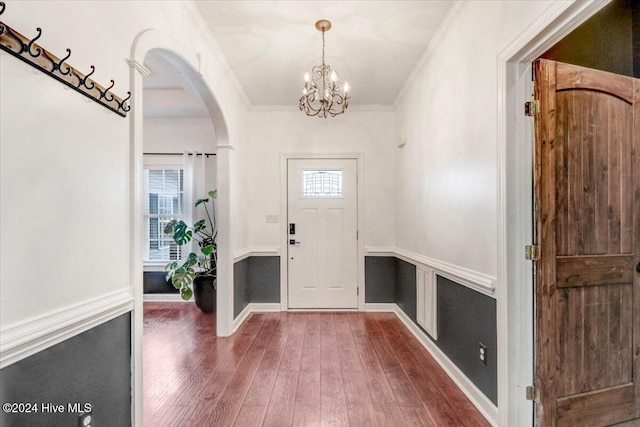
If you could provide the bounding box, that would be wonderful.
[180,1,252,108]
[393,0,469,107]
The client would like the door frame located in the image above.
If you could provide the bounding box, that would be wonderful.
[279,153,364,311]
[498,1,611,425]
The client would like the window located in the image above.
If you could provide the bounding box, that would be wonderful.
[143,168,184,262]
[302,170,343,197]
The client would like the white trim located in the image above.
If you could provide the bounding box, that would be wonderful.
[232,303,253,333]
[393,0,469,107]
[233,247,280,263]
[364,246,496,297]
[280,153,365,312]
[393,305,498,426]
[251,303,281,312]
[0,289,134,369]
[215,144,235,151]
[127,59,151,76]
[363,303,395,312]
[495,1,611,426]
[142,294,188,303]
[180,1,251,108]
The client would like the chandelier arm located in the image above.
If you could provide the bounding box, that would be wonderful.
[300,19,348,118]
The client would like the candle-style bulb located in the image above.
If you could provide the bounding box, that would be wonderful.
[304,73,310,82]
[343,81,349,92]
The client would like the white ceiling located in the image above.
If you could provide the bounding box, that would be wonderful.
[143,51,210,119]
[194,0,454,106]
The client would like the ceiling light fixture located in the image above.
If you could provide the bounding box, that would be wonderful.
[300,19,349,118]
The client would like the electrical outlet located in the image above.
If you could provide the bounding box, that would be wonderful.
[479,342,487,366]
[78,412,92,427]
[266,215,279,223]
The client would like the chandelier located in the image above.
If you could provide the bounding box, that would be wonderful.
[299,20,349,118]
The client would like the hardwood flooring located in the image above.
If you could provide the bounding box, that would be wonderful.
[143,303,490,426]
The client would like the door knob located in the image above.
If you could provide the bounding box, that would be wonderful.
[636,262,640,273]
[289,239,301,245]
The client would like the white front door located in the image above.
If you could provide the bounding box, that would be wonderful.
[287,159,358,309]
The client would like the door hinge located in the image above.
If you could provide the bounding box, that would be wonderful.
[525,100,540,116]
[525,245,540,261]
[357,287,359,296]
[526,386,540,402]
[356,230,359,240]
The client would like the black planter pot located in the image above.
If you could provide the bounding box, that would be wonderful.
[193,275,216,313]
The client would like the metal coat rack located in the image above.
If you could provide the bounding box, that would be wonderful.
[0,2,130,117]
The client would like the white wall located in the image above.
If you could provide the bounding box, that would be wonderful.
[394,0,555,279]
[144,118,216,153]
[0,1,248,331]
[243,108,397,251]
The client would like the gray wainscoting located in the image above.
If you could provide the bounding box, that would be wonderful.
[143,271,178,294]
[234,256,280,318]
[364,255,497,405]
[0,313,132,427]
[435,276,497,405]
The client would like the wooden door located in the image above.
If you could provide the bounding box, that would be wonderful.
[287,159,358,309]
[534,59,640,426]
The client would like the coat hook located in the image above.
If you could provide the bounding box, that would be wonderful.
[100,79,115,102]
[81,65,95,90]
[118,91,131,112]
[55,48,72,75]
[27,27,42,57]
[0,2,5,34]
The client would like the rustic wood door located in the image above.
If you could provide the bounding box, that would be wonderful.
[534,59,640,426]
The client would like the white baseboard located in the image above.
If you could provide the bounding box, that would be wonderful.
[393,305,498,426]
[232,303,253,333]
[143,294,188,303]
[1,289,134,368]
[364,303,396,312]
[250,303,281,312]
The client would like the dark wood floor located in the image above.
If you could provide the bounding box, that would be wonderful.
[143,303,490,426]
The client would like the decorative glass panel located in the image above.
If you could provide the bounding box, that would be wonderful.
[302,170,343,197]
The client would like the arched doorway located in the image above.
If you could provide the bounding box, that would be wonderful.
[129,29,232,426]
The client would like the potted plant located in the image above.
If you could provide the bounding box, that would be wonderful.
[163,190,217,313]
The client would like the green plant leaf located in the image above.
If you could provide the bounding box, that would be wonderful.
[164,219,178,234]
[172,221,192,245]
[208,190,217,199]
[171,266,196,290]
[193,219,207,233]
[180,287,193,300]
[195,198,209,207]
[201,245,214,256]
[164,261,178,272]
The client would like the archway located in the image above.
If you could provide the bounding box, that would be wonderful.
[129,29,233,426]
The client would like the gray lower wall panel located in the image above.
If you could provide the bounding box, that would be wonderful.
[395,258,417,321]
[248,256,280,304]
[435,276,497,405]
[378,257,498,406]
[143,271,178,294]
[0,313,132,427]
[234,257,250,318]
[364,257,396,303]
[234,256,280,318]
